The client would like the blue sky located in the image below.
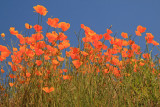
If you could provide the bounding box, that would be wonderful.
[0,0,160,54]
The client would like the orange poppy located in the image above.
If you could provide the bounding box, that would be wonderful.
[1,33,5,37]
[32,33,44,41]
[63,69,68,73]
[1,69,5,73]
[26,73,31,78]
[9,83,14,87]
[35,48,44,56]
[142,53,150,59]
[9,27,18,35]
[106,29,113,34]
[33,5,48,16]
[63,75,71,80]
[152,40,159,46]
[58,32,67,41]
[72,60,83,69]
[46,32,58,42]
[137,25,146,33]
[104,69,109,73]
[42,87,54,93]
[135,31,141,36]
[57,56,64,61]
[81,51,89,57]
[36,60,42,66]
[9,74,16,79]
[47,18,59,28]
[16,34,25,44]
[139,62,145,66]
[35,70,42,76]
[145,33,154,43]
[25,23,32,29]
[52,59,59,65]
[44,55,50,60]
[121,32,128,38]
[103,33,112,40]
[33,24,42,32]
[58,22,70,31]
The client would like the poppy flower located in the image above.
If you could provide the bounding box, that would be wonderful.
[52,60,59,65]
[9,74,16,78]
[47,18,59,28]
[81,51,89,57]
[57,56,64,61]
[72,60,83,69]
[46,32,58,42]
[135,31,141,36]
[58,22,70,31]
[9,83,14,87]
[9,27,18,35]
[1,69,5,73]
[142,53,150,59]
[44,55,50,60]
[103,33,112,40]
[152,40,159,46]
[1,33,5,37]
[25,23,32,29]
[104,69,109,73]
[63,69,68,73]
[42,87,54,93]
[106,29,113,34]
[35,70,42,76]
[35,48,44,56]
[33,25,42,32]
[137,25,146,33]
[145,33,154,43]
[63,75,71,80]
[36,60,42,66]
[13,47,18,52]
[33,5,48,16]
[26,73,31,78]
[32,33,44,41]
[121,32,128,38]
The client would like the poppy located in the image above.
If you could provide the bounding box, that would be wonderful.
[57,56,64,61]
[152,40,159,46]
[1,69,5,73]
[58,22,70,31]
[1,33,5,37]
[9,74,16,79]
[9,27,18,35]
[32,33,44,41]
[42,87,54,93]
[47,18,59,28]
[145,33,154,43]
[33,5,48,16]
[26,73,31,77]
[52,59,59,65]
[137,25,146,33]
[121,32,128,38]
[33,25,42,32]
[135,31,141,36]
[72,60,82,69]
[25,23,32,29]
[63,69,68,73]
[36,60,42,66]
[46,32,58,42]
[9,83,14,87]
[63,75,71,80]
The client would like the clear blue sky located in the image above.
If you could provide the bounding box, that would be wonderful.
[0,0,160,55]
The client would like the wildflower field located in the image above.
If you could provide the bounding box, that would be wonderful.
[0,5,160,107]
